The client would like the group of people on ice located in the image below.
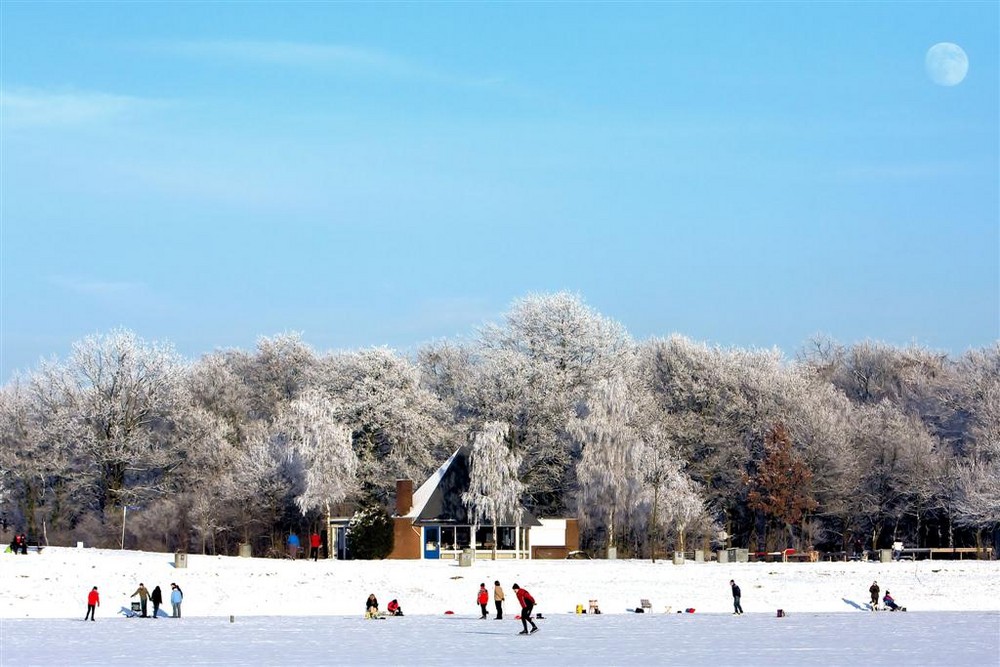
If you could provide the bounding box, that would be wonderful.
[364,580,539,634]
[476,581,538,634]
[82,582,183,621]
[868,581,906,611]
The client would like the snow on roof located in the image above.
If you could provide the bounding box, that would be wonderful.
[403,447,462,519]
[402,446,540,526]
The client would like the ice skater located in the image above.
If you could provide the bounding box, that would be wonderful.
[512,584,538,635]
[730,579,744,615]
[84,586,99,621]
[477,583,489,619]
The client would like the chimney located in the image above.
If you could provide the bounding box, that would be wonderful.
[395,479,413,515]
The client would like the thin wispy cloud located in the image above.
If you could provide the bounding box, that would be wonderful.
[0,88,157,128]
[49,276,150,301]
[151,39,501,87]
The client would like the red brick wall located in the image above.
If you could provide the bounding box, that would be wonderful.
[395,479,413,515]
[388,517,421,559]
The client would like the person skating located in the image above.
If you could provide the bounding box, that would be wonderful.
[131,582,150,617]
[730,579,744,615]
[477,583,489,619]
[150,585,163,618]
[84,586,99,621]
[493,580,505,620]
[512,583,538,634]
[869,581,880,610]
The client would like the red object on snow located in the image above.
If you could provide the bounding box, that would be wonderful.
[685,608,695,613]
[444,610,454,615]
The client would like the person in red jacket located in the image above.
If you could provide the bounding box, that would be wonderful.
[85,586,100,621]
[512,584,538,635]
[310,532,322,561]
[477,583,489,619]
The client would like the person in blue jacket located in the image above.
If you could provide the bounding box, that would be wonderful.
[287,533,301,559]
[170,583,183,618]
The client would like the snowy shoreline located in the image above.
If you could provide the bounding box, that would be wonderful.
[3,546,998,620]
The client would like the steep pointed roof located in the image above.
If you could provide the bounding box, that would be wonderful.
[403,446,540,527]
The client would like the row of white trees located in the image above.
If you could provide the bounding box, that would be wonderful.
[1,292,997,557]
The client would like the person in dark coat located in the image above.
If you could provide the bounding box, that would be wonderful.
[365,593,379,618]
[150,585,163,618]
[869,581,880,610]
[512,584,538,634]
[85,586,100,621]
[730,579,744,614]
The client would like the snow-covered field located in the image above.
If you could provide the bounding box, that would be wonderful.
[2,547,998,665]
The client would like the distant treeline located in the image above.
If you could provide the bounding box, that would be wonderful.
[1,292,997,558]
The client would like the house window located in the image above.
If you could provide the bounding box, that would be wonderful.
[441,526,456,550]
[497,527,515,549]
[475,527,493,549]
[456,526,471,549]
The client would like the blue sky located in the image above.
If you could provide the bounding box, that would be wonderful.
[2,2,997,379]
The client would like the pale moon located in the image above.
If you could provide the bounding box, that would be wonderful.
[926,42,968,86]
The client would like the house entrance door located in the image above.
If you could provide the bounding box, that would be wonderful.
[423,527,440,559]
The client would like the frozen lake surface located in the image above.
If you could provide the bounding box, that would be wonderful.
[2,611,997,666]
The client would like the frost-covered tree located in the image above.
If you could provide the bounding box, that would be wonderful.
[222,422,292,548]
[660,466,711,555]
[474,293,634,515]
[0,376,75,536]
[636,426,680,561]
[50,330,188,513]
[569,377,644,554]
[221,332,319,422]
[852,401,945,549]
[479,292,633,399]
[279,388,359,519]
[953,459,1000,552]
[462,421,525,559]
[319,347,448,498]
